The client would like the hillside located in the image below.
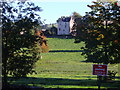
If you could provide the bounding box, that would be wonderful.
[10,38,120,89]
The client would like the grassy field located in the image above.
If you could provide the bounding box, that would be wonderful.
[9,38,120,89]
[47,38,84,50]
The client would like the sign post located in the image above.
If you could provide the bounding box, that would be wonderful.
[93,64,108,90]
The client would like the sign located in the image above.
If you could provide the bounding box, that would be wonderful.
[93,64,107,76]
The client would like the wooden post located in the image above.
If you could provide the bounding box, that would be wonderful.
[97,76,102,90]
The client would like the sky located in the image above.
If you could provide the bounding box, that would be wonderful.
[10,0,119,24]
[33,0,95,24]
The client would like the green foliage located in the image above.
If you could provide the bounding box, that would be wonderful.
[74,1,120,64]
[72,12,82,18]
[45,26,57,36]
[2,1,42,86]
[108,70,117,80]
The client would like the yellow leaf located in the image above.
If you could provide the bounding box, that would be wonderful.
[96,34,104,40]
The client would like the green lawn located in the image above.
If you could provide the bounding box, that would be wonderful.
[10,38,120,89]
[47,38,84,50]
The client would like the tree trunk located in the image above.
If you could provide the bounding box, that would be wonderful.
[2,57,8,88]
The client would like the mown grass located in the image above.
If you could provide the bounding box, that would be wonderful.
[47,38,84,50]
[9,38,120,89]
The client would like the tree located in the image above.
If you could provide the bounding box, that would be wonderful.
[71,12,83,37]
[72,12,82,18]
[50,25,57,35]
[2,1,43,87]
[74,1,120,64]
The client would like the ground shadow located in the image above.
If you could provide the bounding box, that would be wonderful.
[47,35,73,39]
[7,77,120,89]
[49,50,83,53]
[80,60,94,63]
